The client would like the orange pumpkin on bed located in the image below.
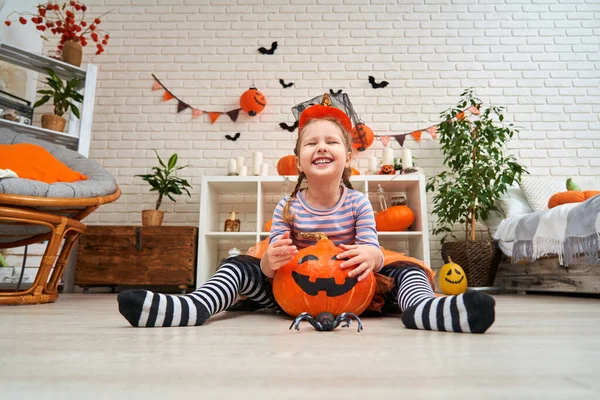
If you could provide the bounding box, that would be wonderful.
[272,234,376,317]
[548,178,600,209]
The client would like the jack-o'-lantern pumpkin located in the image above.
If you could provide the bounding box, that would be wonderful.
[349,123,375,152]
[272,235,376,317]
[439,257,467,295]
[277,155,298,176]
[380,165,395,175]
[240,87,266,116]
[375,205,414,231]
[351,167,360,175]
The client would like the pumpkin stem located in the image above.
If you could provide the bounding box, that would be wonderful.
[448,256,453,264]
[296,232,328,241]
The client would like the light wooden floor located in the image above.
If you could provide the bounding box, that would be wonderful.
[1,293,599,399]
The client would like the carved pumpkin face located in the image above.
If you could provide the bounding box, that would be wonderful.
[272,238,376,317]
[240,87,266,116]
[380,165,395,175]
[439,258,467,295]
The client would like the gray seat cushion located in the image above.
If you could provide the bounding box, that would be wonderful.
[0,128,117,198]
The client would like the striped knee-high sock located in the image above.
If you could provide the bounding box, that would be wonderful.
[117,257,277,327]
[397,268,496,334]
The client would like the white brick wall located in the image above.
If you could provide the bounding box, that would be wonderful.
[37,0,600,268]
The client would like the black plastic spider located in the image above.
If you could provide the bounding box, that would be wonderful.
[289,312,363,332]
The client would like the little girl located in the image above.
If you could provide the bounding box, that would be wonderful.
[118,96,496,333]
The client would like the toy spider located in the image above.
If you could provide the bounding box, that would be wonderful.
[289,312,363,332]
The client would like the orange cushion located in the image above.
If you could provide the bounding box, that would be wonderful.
[0,143,88,184]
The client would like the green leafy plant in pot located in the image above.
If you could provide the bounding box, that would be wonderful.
[426,89,527,287]
[136,150,192,226]
[34,68,83,133]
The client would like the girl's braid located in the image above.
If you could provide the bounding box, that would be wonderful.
[341,167,354,190]
[282,172,305,225]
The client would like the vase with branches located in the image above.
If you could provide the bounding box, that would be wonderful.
[426,88,527,286]
[136,150,192,226]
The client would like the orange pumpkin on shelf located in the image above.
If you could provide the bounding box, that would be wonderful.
[272,236,376,317]
[264,219,273,232]
[349,123,375,152]
[547,178,600,209]
[351,167,360,175]
[375,205,415,231]
[239,87,266,116]
[277,155,298,176]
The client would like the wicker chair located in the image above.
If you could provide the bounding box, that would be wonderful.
[0,128,120,305]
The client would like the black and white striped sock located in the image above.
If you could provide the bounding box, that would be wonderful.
[397,268,496,334]
[117,256,277,327]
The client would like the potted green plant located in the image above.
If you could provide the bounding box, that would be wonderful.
[426,89,527,287]
[34,68,83,133]
[136,150,193,226]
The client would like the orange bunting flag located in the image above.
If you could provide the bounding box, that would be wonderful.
[424,125,438,139]
[192,109,203,119]
[411,130,422,142]
[163,91,174,101]
[208,112,221,124]
[152,81,162,91]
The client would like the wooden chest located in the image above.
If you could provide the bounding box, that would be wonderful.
[75,226,198,289]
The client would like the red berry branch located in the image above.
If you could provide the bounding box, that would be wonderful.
[4,1,113,56]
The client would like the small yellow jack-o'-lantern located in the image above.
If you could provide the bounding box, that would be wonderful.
[439,257,467,295]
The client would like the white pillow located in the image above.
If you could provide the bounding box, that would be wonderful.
[520,176,565,212]
[498,185,534,217]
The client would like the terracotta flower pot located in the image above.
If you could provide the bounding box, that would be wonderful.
[62,41,83,67]
[41,114,66,132]
[142,210,164,226]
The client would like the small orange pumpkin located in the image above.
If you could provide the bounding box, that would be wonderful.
[375,205,415,231]
[277,155,298,176]
[239,87,266,116]
[351,167,360,175]
[548,190,600,208]
[272,236,376,317]
[264,219,273,232]
[349,123,375,152]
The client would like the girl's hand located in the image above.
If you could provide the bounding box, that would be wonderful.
[261,231,298,278]
[337,244,382,282]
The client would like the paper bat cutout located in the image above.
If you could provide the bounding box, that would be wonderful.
[225,132,241,141]
[279,79,294,88]
[258,41,278,55]
[279,121,299,132]
[368,76,389,89]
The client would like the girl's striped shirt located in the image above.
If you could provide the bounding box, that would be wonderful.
[269,186,383,269]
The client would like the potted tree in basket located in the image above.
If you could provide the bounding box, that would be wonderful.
[34,68,83,133]
[426,89,527,287]
[136,150,192,226]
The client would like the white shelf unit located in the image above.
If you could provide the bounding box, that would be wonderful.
[197,175,430,285]
[0,42,97,157]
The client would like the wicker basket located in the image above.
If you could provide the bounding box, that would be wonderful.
[41,114,66,132]
[441,240,502,287]
[142,210,164,226]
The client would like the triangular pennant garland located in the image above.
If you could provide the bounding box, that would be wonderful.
[208,112,222,124]
[226,108,241,122]
[375,105,480,146]
[177,101,190,113]
[151,74,252,124]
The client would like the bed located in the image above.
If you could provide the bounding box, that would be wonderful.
[0,128,120,305]
[486,176,600,294]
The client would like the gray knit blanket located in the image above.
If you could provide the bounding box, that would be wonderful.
[494,195,600,266]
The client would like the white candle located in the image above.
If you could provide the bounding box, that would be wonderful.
[402,148,413,168]
[252,151,263,175]
[260,163,269,176]
[369,156,378,172]
[239,165,248,176]
[383,147,394,166]
[227,158,237,175]
[236,156,245,174]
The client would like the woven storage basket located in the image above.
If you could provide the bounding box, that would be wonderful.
[41,114,66,132]
[142,210,164,226]
[441,240,502,287]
